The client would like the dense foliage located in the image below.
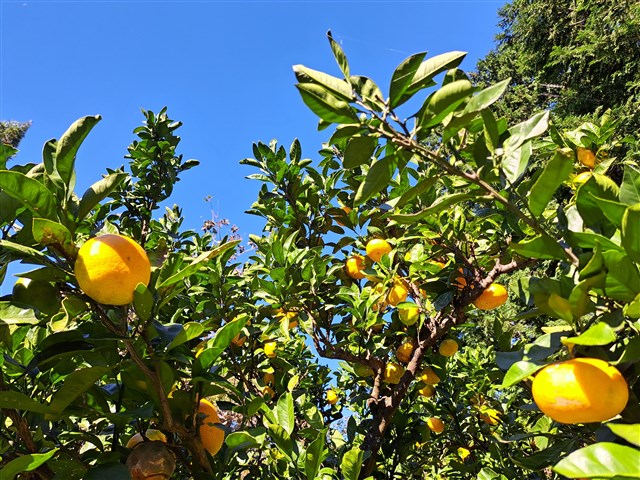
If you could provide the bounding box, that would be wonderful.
[1,33,639,480]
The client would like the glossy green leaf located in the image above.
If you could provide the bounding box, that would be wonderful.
[77,172,128,220]
[387,176,438,210]
[390,51,467,108]
[602,250,640,302]
[510,235,568,260]
[343,135,377,169]
[0,144,18,166]
[351,75,385,110]
[133,283,154,322]
[341,446,364,480]
[327,30,350,80]
[225,430,263,452]
[553,442,640,478]
[563,322,616,346]
[85,462,130,480]
[565,231,623,252]
[502,360,543,388]
[295,83,358,124]
[502,141,532,184]
[156,240,239,289]
[607,423,640,447]
[304,429,326,479]
[576,173,620,233]
[0,390,53,414]
[268,424,294,461]
[354,155,395,205]
[388,193,484,224]
[0,302,39,325]
[293,65,353,100]
[621,204,640,263]
[580,243,604,280]
[503,110,550,157]
[0,449,58,480]
[528,147,574,216]
[389,51,427,108]
[276,392,295,436]
[0,239,51,263]
[54,115,101,190]
[463,78,511,114]
[482,108,500,153]
[0,170,57,220]
[624,292,640,319]
[48,366,110,416]
[196,314,249,369]
[478,468,508,480]
[620,166,640,206]
[416,79,474,132]
[166,322,205,351]
[32,218,72,247]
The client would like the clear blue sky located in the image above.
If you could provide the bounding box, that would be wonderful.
[1,0,505,279]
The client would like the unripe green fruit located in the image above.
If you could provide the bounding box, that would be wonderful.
[398,305,419,326]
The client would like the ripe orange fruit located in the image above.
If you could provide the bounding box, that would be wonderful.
[383,362,405,384]
[418,384,435,398]
[418,367,441,385]
[427,417,444,434]
[577,147,596,168]
[74,234,151,305]
[12,277,61,315]
[387,278,409,306]
[196,399,225,456]
[345,255,367,280]
[532,357,629,424]
[126,429,167,449]
[396,341,414,363]
[438,339,459,357]
[326,389,339,405]
[366,238,392,262]
[473,283,508,310]
[263,372,275,385]
[264,341,277,358]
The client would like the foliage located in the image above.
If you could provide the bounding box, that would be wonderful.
[1,33,639,480]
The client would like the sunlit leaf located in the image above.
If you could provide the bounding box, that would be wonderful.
[621,204,640,263]
[528,148,573,216]
[553,442,640,478]
[0,449,58,480]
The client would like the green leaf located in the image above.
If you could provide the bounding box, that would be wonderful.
[388,193,484,225]
[196,314,249,369]
[0,449,58,480]
[133,283,154,322]
[48,366,110,416]
[607,423,640,447]
[502,141,532,184]
[624,292,640,319]
[276,392,295,436]
[304,429,326,480]
[166,322,205,351]
[622,204,640,263]
[390,51,467,108]
[225,430,263,452]
[77,172,128,220]
[510,235,568,260]
[343,135,377,169]
[327,30,350,80]
[0,170,57,220]
[463,78,511,114]
[0,144,18,166]
[84,462,131,480]
[387,176,438,210]
[268,424,294,461]
[295,83,358,125]
[553,443,640,478]
[350,75,385,111]
[503,111,550,157]
[563,322,616,346]
[601,251,640,302]
[565,231,624,253]
[576,173,620,233]
[32,218,72,248]
[528,148,574,216]
[0,302,39,325]
[478,468,508,480]
[156,240,239,289]
[0,390,53,414]
[354,156,395,205]
[54,115,101,191]
[416,79,474,133]
[620,167,640,206]
[292,65,353,101]
[340,446,364,480]
[0,239,51,263]
[502,360,543,388]
[482,108,500,153]
[389,51,427,108]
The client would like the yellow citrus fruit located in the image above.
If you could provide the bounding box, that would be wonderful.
[473,283,508,310]
[260,384,276,398]
[577,147,596,168]
[276,309,298,328]
[126,440,176,480]
[457,447,471,461]
[418,384,435,398]
[74,234,151,305]
[427,417,444,434]
[479,408,501,426]
[231,333,246,347]
[366,238,392,262]
[326,389,339,405]
[387,279,409,307]
[126,429,167,449]
[12,277,61,315]
[264,341,277,358]
[371,283,388,312]
[383,362,405,384]
[418,367,441,385]
[398,305,420,326]
[396,341,414,363]
[439,339,459,357]
[196,399,224,456]
[532,357,629,424]
[345,255,367,280]
[263,372,275,385]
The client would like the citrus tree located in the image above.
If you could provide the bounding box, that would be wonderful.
[1,33,639,480]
